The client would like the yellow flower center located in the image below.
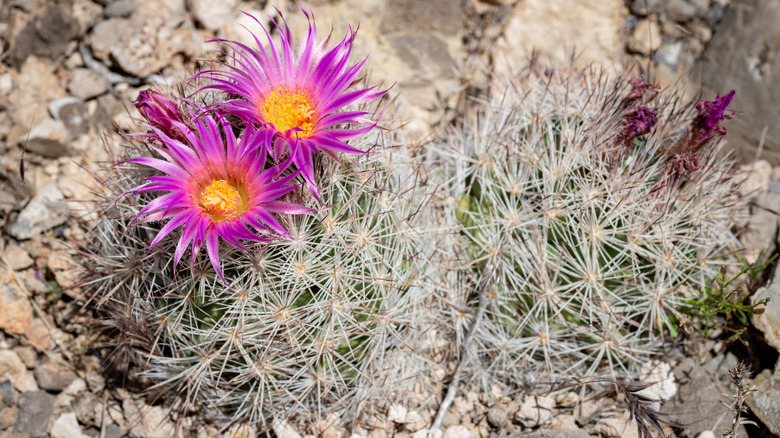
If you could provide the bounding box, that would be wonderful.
[260,87,315,137]
[200,180,243,221]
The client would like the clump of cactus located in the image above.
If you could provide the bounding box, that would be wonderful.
[428,65,747,387]
[83,9,428,426]
[87,130,425,423]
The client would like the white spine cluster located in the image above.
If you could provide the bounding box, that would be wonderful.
[427,67,746,388]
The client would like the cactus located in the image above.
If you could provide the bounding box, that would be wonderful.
[428,65,747,388]
[84,123,427,425]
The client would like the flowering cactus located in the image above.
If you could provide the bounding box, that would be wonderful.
[83,8,425,427]
[428,66,746,387]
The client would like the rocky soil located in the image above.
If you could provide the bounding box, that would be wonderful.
[1,0,780,437]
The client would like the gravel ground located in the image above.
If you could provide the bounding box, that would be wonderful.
[2,0,780,437]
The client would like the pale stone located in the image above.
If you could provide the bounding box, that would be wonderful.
[24,318,51,351]
[627,19,662,56]
[388,404,409,423]
[638,360,677,405]
[494,0,626,75]
[595,416,639,438]
[4,243,34,271]
[0,350,39,392]
[0,270,34,334]
[272,418,302,438]
[51,412,90,438]
[515,395,555,427]
[189,0,238,31]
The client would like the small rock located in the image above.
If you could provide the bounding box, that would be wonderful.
[8,183,70,240]
[4,243,34,271]
[0,406,18,429]
[555,392,579,408]
[753,263,780,350]
[15,391,55,437]
[25,118,69,158]
[630,0,663,15]
[575,397,606,424]
[452,396,473,417]
[388,404,409,424]
[13,346,37,369]
[746,366,780,435]
[697,431,716,438]
[124,399,175,438]
[49,97,90,138]
[0,380,16,406]
[0,350,37,392]
[740,160,772,196]
[668,0,709,22]
[24,318,50,352]
[51,412,89,438]
[72,391,99,424]
[47,251,82,299]
[550,414,579,431]
[8,56,68,128]
[189,0,238,31]
[515,395,555,428]
[103,0,136,17]
[595,416,639,438]
[627,19,661,56]
[0,273,34,335]
[638,360,677,404]
[68,68,110,101]
[486,405,507,428]
[442,425,471,438]
[655,41,684,69]
[34,359,78,391]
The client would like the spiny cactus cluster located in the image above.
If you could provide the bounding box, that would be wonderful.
[83,8,429,426]
[87,133,426,423]
[427,66,747,388]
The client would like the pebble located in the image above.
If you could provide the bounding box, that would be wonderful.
[189,0,238,31]
[51,412,90,438]
[630,0,664,15]
[8,183,70,240]
[654,41,684,69]
[595,416,639,438]
[0,380,16,406]
[34,359,78,391]
[103,0,136,18]
[0,405,18,429]
[668,0,710,22]
[638,360,677,404]
[47,251,82,299]
[68,68,110,100]
[4,243,34,271]
[486,405,507,428]
[442,425,471,438]
[15,391,55,437]
[627,19,662,56]
[0,275,34,335]
[388,404,409,424]
[24,318,51,352]
[515,395,555,428]
[50,97,90,138]
[697,432,716,438]
[25,118,69,158]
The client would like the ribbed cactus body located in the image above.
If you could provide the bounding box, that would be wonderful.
[430,67,745,386]
[86,136,426,424]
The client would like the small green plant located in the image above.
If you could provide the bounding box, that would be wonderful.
[677,252,774,339]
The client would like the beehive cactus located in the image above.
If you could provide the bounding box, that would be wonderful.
[86,126,427,424]
[82,8,429,426]
[429,65,747,387]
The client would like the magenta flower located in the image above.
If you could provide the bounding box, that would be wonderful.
[127,111,311,282]
[195,10,387,201]
[690,90,735,146]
